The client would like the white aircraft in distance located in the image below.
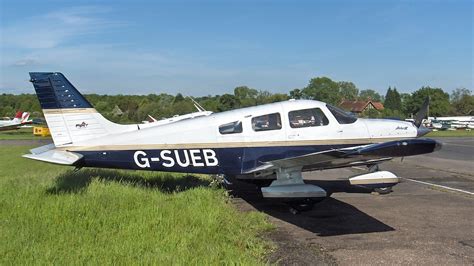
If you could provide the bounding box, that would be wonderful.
[24,72,440,211]
[0,111,31,131]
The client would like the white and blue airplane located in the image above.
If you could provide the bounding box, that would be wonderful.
[24,72,440,210]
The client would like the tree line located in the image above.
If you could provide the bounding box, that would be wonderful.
[0,76,472,123]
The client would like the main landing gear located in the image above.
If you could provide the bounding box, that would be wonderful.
[259,167,328,214]
[226,164,399,214]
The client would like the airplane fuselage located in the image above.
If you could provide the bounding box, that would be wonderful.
[57,100,418,176]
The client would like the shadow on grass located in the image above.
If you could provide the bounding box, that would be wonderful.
[46,168,210,194]
[229,179,395,236]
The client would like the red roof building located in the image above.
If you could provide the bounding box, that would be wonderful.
[339,99,384,114]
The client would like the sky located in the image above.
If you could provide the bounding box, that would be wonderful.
[0,0,472,96]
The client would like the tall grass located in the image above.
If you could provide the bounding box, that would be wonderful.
[0,146,273,264]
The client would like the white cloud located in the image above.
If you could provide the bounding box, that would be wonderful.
[1,6,121,49]
[12,59,39,67]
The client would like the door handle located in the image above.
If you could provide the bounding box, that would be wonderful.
[288,134,299,139]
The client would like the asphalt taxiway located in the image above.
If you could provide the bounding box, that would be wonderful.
[233,137,474,265]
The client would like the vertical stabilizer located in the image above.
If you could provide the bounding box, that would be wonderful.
[29,72,134,146]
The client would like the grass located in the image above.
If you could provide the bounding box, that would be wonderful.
[0,146,273,264]
[0,127,51,140]
[426,129,474,137]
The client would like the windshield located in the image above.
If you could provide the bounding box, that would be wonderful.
[326,104,357,124]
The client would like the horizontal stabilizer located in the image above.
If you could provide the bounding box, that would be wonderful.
[23,144,83,165]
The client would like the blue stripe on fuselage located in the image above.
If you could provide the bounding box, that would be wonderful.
[75,144,366,175]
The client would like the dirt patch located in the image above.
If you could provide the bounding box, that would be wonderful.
[264,226,337,265]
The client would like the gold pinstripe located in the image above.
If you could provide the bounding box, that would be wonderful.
[60,137,411,151]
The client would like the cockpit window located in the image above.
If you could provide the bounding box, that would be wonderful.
[289,108,329,128]
[252,113,282,132]
[219,121,243,134]
[326,104,357,124]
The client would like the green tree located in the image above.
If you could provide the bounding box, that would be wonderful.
[234,86,257,107]
[289,88,303,99]
[269,93,289,102]
[173,93,185,103]
[301,77,340,104]
[392,88,402,110]
[384,87,402,110]
[218,94,239,112]
[384,87,394,107]
[407,86,450,117]
[400,93,412,117]
[450,88,474,115]
[358,89,382,102]
[338,81,358,101]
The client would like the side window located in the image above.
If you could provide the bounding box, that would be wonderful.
[289,108,329,128]
[219,121,243,134]
[252,113,282,132]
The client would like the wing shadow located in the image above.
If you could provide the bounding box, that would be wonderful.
[230,180,395,236]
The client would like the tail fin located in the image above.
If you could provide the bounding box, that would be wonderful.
[20,112,30,124]
[12,111,23,123]
[29,72,133,146]
[414,97,430,128]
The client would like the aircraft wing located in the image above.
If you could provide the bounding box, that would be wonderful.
[244,138,441,173]
[0,123,21,131]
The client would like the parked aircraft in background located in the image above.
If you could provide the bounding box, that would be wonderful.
[0,111,31,131]
[428,116,474,130]
[24,72,441,211]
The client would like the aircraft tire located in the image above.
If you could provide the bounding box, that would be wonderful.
[373,186,393,195]
[287,198,326,214]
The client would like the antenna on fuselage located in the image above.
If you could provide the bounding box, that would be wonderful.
[188,97,206,112]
